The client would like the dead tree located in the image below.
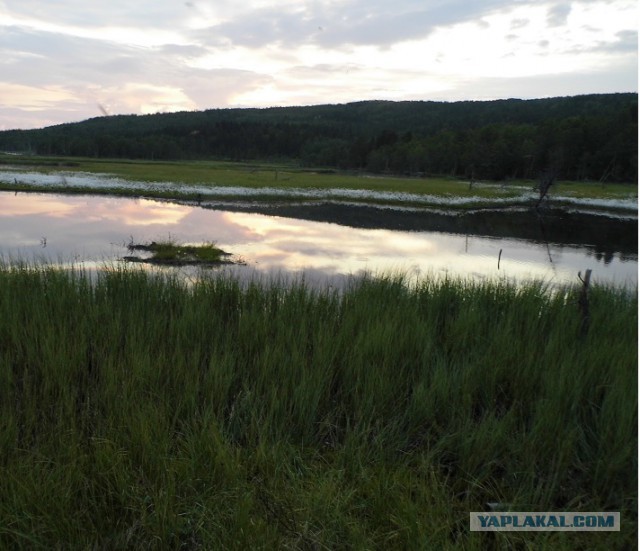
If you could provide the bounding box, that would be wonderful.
[599,155,617,188]
[535,170,556,210]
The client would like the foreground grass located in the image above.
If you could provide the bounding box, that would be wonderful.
[1,155,636,207]
[0,267,636,549]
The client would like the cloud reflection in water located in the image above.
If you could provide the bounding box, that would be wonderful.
[0,192,636,288]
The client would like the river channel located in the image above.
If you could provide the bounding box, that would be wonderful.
[0,191,636,288]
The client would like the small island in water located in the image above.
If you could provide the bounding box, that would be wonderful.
[123,240,241,267]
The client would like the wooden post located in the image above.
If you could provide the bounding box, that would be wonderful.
[578,269,592,337]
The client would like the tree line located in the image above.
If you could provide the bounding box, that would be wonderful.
[0,93,636,182]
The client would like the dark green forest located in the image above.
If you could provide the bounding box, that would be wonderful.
[0,93,637,182]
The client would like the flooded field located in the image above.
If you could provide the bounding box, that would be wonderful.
[0,190,636,288]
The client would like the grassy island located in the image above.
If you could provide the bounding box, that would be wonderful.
[123,240,235,266]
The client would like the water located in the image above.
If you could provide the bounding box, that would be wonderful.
[0,191,636,288]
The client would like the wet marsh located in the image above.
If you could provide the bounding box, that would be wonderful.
[0,157,636,548]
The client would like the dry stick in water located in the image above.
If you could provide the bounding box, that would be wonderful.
[498,249,503,270]
[578,269,592,337]
[535,170,556,210]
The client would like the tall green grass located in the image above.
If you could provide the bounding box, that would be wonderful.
[0,266,636,549]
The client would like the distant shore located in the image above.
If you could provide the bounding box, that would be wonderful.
[0,156,637,215]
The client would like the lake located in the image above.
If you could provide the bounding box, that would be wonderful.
[0,191,636,288]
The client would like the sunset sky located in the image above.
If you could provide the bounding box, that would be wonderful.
[0,0,637,130]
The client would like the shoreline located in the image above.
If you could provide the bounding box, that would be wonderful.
[0,166,636,216]
[1,170,636,261]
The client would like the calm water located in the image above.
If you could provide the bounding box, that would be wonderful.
[0,191,636,288]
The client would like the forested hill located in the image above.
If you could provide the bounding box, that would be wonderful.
[1,93,637,182]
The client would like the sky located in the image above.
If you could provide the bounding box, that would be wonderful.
[0,0,637,130]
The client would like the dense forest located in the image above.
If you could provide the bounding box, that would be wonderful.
[0,93,637,182]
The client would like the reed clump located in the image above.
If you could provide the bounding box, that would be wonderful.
[124,240,233,266]
[0,266,636,549]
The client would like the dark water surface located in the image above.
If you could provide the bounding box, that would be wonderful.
[0,191,636,288]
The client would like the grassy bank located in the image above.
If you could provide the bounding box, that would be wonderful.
[0,267,636,549]
[0,155,636,210]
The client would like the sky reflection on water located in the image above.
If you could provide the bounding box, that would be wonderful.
[0,191,636,288]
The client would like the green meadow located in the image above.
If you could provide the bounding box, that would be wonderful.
[0,265,636,549]
[1,155,636,208]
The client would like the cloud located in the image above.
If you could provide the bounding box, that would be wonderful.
[176,69,275,107]
[0,0,637,128]
[546,3,572,27]
[1,0,192,30]
[510,18,530,29]
[572,29,638,55]
[435,55,638,100]
[194,0,532,50]
[0,83,78,111]
[96,84,196,115]
[0,25,142,86]
[608,29,638,53]
[159,44,210,58]
[284,63,365,78]
[0,23,273,123]
[560,28,638,56]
